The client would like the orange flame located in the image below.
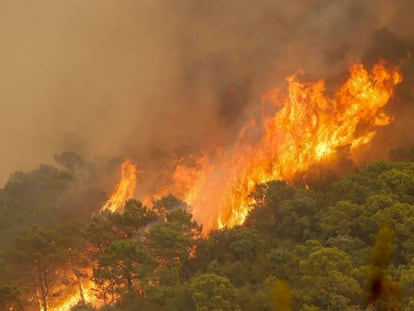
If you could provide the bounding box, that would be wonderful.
[185,61,402,231]
[98,62,402,232]
[49,61,402,310]
[46,280,98,311]
[100,159,137,213]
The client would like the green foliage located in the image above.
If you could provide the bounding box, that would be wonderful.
[8,225,71,310]
[153,194,187,211]
[94,239,149,303]
[108,200,158,238]
[0,165,72,249]
[190,273,240,311]
[1,157,414,310]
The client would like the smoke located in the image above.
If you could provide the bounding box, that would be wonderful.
[1,0,413,186]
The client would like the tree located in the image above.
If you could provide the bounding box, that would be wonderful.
[57,222,91,306]
[147,219,198,285]
[299,247,362,309]
[153,195,187,213]
[190,273,240,311]
[0,164,73,250]
[246,181,295,232]
[85,215,118,255]
[110,200,157,238]
[11,225,68,311]
[247,181,319,243]
[144,210,201,307]
[93,239,150,304]
[195,227,265,285]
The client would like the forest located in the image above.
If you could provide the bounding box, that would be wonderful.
[0,149,413,311]
[2,1,414,310]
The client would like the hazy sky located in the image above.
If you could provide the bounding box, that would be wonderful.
[1,0,413,185]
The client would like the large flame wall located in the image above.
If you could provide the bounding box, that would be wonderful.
[103,61,402,232]
[183,62,402,230]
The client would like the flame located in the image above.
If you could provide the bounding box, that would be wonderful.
[97,62,402,232]
[100,159,137,213]
[46,280,98,311]
[37,268,102,311]
[141,155,211,207]
[184,61,402,231]
[46,61,402,310]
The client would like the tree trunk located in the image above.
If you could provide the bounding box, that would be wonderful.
[74,271,86,305]
[35,262,49,311]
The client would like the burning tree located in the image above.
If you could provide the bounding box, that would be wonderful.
[11,226,69,311]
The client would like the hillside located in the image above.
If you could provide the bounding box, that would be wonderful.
[1,156,414,310]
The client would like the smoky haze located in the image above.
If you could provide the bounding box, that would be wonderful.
[1,0,414,186]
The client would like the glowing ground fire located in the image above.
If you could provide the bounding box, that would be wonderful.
[46,280,97,311]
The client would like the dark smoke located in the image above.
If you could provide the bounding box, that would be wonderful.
[1,0,414,188]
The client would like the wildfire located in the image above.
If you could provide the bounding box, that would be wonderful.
[47,280,98,311]
[49,61,402,311]
[100,62,402,232]
[185,61,402,230]
[100,159,137,213]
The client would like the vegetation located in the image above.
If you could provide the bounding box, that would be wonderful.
[1,152,414,310]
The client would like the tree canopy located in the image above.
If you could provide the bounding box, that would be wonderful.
[1,155,414,310]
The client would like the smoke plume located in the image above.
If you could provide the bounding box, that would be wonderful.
[1,0,413,186]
